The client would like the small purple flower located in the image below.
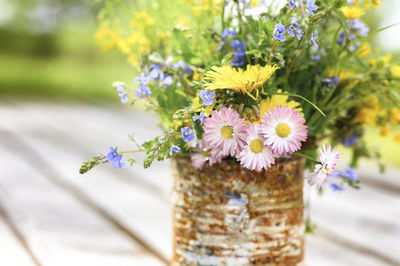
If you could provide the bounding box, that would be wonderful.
[273,23,286,42]
[337,32,346,45]
[348,34,356,40]
[340,133,359,147]
[163,75,173,87]
[331,183,345,192]
[231,40,246,55]
[340,167,358,182]
[311,55,321,61]
[306,0,318,15]
[134,84,152,98]
[133,73,150,85]
[199,90,216,106]
[221,28,236,39]
[192,112,208,125]
[116,86,128,104]
[323,76,339,87]
[216,41,226,52]
[107,147,125,169]
[231,55,245,67]
[230,40,246,67]
[173,60,184,70]
[170,146,181,156]
[149,64,163,80]
[287,17,299,37]
[310,28,319,48]
[181,127,195,142]
[173,60,193,74]
[296,29,304,40]
[350,19,369,36]
[289,0,299,8]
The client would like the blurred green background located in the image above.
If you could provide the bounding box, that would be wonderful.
[0,0,134,102]
[0,0,399,165]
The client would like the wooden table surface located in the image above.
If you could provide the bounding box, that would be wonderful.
[0,99,399,266]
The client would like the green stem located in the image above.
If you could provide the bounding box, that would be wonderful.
[261,89,326,117]
[293,152,319,163]
[120,149,145,154]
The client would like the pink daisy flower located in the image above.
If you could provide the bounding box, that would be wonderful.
[190,141,224,169]
[260,105,308,155]
[236,124,276,171]
[203,107,248,157]
[307,144,342,188]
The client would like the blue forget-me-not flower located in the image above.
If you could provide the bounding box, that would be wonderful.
[116,86,129,104]
[192,112,208,125]
[181,127,195,142]
[199,90,216,106]
[306,0,318,15]
[340,133,359,147]
[289,0,300,8]
[107,147,125,169]
[170,146,181,156]
[273,23,286,41]
[310,28,319,48]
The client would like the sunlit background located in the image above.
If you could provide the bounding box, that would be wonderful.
[0,1,399,265]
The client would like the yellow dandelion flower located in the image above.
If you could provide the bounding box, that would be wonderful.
[259,90,302,120]
[359,42,371,58]
[380,124,391,137]
[394,134,400,145]
[390,108,400,123]
[204,64,279,95]
[391,65,400,78]
[341,6,365,19]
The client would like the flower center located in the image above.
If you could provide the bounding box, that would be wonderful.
[250,139,264,153]
[201,150,210,157]
[221,126,233,139]
[276,123,291,137]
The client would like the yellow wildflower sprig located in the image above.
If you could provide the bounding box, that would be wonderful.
[204,65,279,98]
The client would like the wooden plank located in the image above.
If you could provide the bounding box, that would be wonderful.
[0,128,172,262]
[305,234,388,266]
[0,145,165,266]
[0,208,39,266]
[307,187,400,265]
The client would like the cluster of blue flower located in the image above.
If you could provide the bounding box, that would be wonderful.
[217,29,246,67]
[323,76,339,87]
[340,133,359,147]
[116,57,193,104]
[274,0,319,45]
[337,19,369,51]
[330,167,358,192]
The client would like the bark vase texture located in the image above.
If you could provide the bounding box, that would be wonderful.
[171,157,305,266]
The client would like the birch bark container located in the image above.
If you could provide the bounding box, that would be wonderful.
[171,156,305,265]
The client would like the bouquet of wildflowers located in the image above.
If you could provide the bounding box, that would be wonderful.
[81,0,400,192]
